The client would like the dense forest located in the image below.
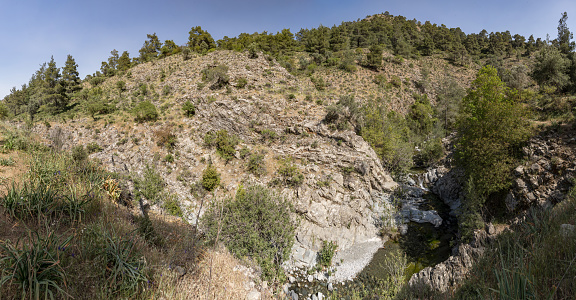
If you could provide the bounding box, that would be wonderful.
[1,11,576,299]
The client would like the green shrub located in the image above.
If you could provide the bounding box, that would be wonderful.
[259,129,278,142]
[162,196,183,218]
[274,158,304,187]
[134,165,165,204]
[0,230,72,299]
[201,185,296,281]
[203,130,239,161]
[236,77,248,88]
[182,100,196,117]
[201,65,229,90]
[0,182,59,222]
[201,164,220,192]
[317,240,338,269]
[71,145,88,162]
[86,142,102,154]
[132,101,159,123]
[90,76,105,86]
[246,153,265,176]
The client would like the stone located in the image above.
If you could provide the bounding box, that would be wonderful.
[246,290,261,300]
[312,294,318,300]
[560,224,575,237]
[289,290,299,300]
[307,275,314,282]
[486,222,496,235]
[327,283,333,291]
[317,292,324,300]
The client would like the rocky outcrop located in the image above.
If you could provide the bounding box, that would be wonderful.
[408,223,500,293]
[506,129,576,212]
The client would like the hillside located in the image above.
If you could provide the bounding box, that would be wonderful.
[2,12,576,300]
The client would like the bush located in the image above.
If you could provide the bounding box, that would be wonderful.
[132,101,158,123]
[182,100,196,117]
[134,165,165,204]
[201,65,229,90]
[154,127,177,150]
[317,240,338,269]
[201,164,220,192]
[86,142,102,154]
[246,153,265,176]
[162,196,183,218]
[236,77,248,88]
[71,145,88,162]
[274,158,304,187]
[201,185,296,281]
[203,129,239,161]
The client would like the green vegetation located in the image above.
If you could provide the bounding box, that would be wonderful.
[201,185,296,281]
[273,157,304,187]
[134,165,165,204]
[181,100,196,117]
[203,129,239,161]
[201,164,220,192]
[317,240,337,269]
[132,101,159,123]
[201,64,229,89]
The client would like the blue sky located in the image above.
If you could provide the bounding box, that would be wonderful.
[1,0,575,99]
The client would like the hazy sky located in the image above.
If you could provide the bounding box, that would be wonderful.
[1,0,575,98]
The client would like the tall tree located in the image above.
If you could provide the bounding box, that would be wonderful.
[61,54,81,95]
[117,51,131,71]
[139,33,162,61]
[188,26,216,54]
[557,12,575,55]
[366,44,383,69]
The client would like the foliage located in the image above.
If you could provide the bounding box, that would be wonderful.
[246,152,265,176]
[134,165,165,204]
[274,157,304,187]
[456,66,531,197]
[532,46,571,92]
[201,65,229,89]
[71,145,88,162]
[436,78,466,134]
[182,100,196,117]
[201,185,296,281]
[132,101,158,123]
[201,164,220,192]
[86,142,102,154]
[236,77,248,88]
[0,230,72,300]
[317,240,337,269]
[162,196,183,218]
[188,26,216,54]
[366,44,383,69]
[203,129,239,161]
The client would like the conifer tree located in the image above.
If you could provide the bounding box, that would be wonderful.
[139,33,162,61]
[188,26,216,54]
[117,51,131,71]
[61,54,81,95]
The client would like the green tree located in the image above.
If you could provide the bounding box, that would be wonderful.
[61,54,81,95]
[117,51,131,71]
[139,33,162,62]
[42,56,68,112]
[188,26,216,54]
[556,12,575,55]
[532,46,571,91]
[160,40,180,57]
[436,78,465,135]
[456,66,530,197]
[366,44,383,69]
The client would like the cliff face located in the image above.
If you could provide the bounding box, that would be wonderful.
[29,50,400,270]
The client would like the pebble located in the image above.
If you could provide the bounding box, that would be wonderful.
[307,275,313,282]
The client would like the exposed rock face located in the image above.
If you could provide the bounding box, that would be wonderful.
[408,224,499,293]
[507,129,576,212]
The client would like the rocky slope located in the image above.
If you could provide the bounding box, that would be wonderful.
[28,50,403,276]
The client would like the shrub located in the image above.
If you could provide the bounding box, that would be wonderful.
[236,77,248,88]
[203,129,239,161]
[246,153,265,176]
[90,76,105,86]
[0,230,72,299]
[162,196,183,218]
[86,142,102,154]
[182,100,196,117]
[201,164,220,192]
[201,185,296,281]
[274,158,304,187]
[201,65,229,90]
[134,165,165,204]
[317,240,338,269]
[154,127,177,150]
[71,145,88,162]
[132,101,158,123]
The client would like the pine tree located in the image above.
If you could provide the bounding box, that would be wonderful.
[139,33,162,61]
[61,54,81,95]
[557,12,575,54]
[366,44,383,69]
[188,26,216,54]
[117,51,131,71]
